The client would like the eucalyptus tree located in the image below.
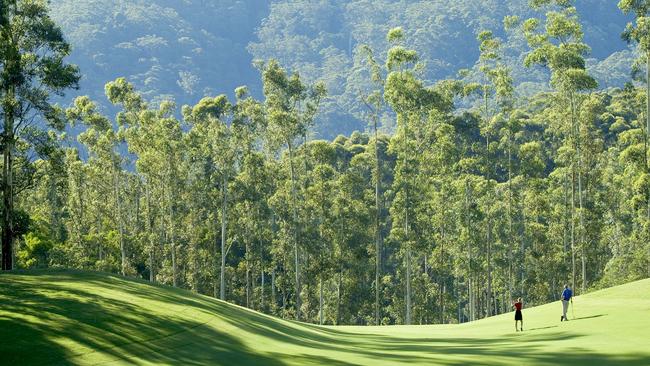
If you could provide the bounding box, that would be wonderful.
[465,29,515,316]
[66,96,131,276]
[497,109,526,300]
[262,60,325,320]
[0,0,80,270]
[231,86,266,308]
[358,43,386,326]
[619,0,650,229]
[232,150,274,309]
[383,27,452,324]
[106,78,185,286]
[514,0,597,293]
[183,94,236,299]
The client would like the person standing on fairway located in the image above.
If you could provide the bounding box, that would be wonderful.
[513,298,523,332]
[561,285,572,321]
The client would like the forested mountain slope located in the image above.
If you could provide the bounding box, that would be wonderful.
[1,270,648,365]
[50,0,632,138]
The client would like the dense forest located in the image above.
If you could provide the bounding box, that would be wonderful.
[2,0,649,327]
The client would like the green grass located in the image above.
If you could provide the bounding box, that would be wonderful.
[1,270,648,365]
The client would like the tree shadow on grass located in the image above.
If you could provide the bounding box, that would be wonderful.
[4,271,649,366]
[0,271,286,366]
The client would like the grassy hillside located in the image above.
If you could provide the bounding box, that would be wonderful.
[1,271,648,365]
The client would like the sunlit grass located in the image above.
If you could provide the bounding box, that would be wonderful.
[1,270,648,365]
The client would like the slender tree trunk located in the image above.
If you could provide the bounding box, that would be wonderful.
[507,140,514,303]
[570,96,577,293]
[113,166,126,276]
[403,112,412,326]
[574,94,586,294]
[246,240,251,308]
[287,142,301,320]
[487,213,492,317]
[145,183,156,283]
[1,85,15,271]
[319,272,324,325]
[374,114,382,326]
[220,174,228,300]
[465,180,474,321]
[337,266,342,325]
[272,267,276,310]
[645,53,650,275]
[406,248,412,325]
[169,189,177,288]
[260,239,265,311]
[646,53,650,222]
[456,277,461,323]
[564,175,569,255]
[439,224,445,324]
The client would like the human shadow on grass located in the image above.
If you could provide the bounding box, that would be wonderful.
[0,272,286,366]
[570,314,606,321]
[528,325,558,331]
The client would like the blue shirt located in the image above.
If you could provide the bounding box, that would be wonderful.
[562,288,572,301]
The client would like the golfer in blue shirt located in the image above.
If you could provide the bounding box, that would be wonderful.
[561,285,572,321]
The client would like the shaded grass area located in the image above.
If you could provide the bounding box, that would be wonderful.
[0,270,649,366]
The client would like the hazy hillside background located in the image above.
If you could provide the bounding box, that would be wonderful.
[51,0,633,138]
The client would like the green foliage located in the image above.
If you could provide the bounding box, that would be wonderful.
[6,0,650,329]
[16,217,55,269]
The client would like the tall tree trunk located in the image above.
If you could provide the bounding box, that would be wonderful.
[487,213,492,317]
[260,239,265,311]
[374,114,382,326]
[646,52,650,222]
[246,240,251,308]
[113,166,126,276]
[507,140,514,303]
[169,189,177,288]
[484,88,492,317]
[1,85,15,271]
[575,94,586,294]
[465,180,474,321]
[146,183,156,283]
[272,267,276,310]
[336,266,342,325]
[403,112,412,326]
[406,247,412,325]
[439,224,445,324]
[220,174,228,300]
[319,272,324,325]
[287,142,301,321]
[570,94,577,293]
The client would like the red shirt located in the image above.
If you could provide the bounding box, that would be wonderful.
[514,302,522,311]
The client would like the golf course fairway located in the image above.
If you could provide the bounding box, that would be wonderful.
[1,270,648,365]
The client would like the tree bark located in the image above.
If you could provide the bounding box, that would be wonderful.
[113,166,126,276]
[169,182,177,288]
[220,174,228,300]
[287,142,301,320]
[319,273,324,325]
[374,115,382,326]
[1,84,15,271]
[260,239,265,311]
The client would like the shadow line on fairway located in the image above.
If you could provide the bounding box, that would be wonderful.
[6,271,650,366]
[0,271,288,366]
[571,314,606,321]
[528,325,558,331]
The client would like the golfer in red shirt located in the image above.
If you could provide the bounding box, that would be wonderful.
[513,298,523,332]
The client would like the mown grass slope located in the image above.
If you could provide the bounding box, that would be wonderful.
[1,270,648,365]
